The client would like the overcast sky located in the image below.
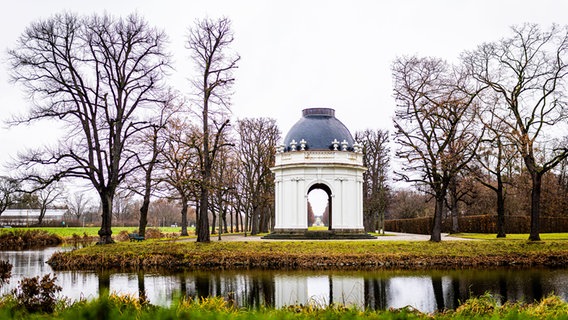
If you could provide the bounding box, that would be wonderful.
[1,0,568,179]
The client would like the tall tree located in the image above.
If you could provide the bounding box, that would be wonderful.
[8,13,171,243]
[392,56,483,242]
[159,118,200,236]
[187,17,240,242]
[463,23,568,241]
[236,118,279,235]
[210,144,237,237]
[356,129,390,233]
[473,96,519,238]
[127,93,179,237]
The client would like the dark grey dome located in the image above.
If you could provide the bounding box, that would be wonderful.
[283,108,355,151]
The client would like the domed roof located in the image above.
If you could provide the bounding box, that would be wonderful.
[283,108,355,151]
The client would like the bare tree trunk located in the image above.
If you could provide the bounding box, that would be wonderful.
[230,207,234,233]
[528,173,542,241]
[194,200,199,235]
[251,206,259,235]
[496,175,506,238]
[236,210,241,233]
[138,167,154,238]
[449,178,459,234]
[98,192,114,244]
[139,201,149,238]
[244,209,248,236]
[430,192,445,242]
[180,195,189,236]
[198,187,211,242]
[38,208,46,226]
[222,207,228,233]
[211,211,217,234]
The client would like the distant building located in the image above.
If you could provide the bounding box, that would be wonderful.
[0,209,67,226]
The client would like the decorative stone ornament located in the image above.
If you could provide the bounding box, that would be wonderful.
[290,139,297,151]
[341,139,348,151]
[299,139,307,151]
[264,108,374,239]
[332,139,340,151]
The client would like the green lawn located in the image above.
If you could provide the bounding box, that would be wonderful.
[0,226,189,238]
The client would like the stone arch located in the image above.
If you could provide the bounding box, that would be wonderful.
[307,182,333,230]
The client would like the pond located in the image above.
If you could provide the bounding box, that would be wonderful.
[1,247,568,313]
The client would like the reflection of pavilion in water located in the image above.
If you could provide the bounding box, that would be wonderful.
[87,270,567,313]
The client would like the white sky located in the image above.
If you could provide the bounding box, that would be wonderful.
[1,0,567,182]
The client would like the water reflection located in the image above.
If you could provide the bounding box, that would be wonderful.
[1,248,568,312]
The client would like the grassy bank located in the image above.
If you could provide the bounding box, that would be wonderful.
[1,292,567,319]
[48,238,568,270]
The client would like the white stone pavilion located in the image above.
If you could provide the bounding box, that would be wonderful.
[264,108,374,239]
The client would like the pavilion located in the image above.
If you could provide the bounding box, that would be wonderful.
[264,108,374,239]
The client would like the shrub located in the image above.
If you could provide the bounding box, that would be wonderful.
[115,230,131,242]
[12,274,62,313]
[454,292,499,317]
[145,228,163,239]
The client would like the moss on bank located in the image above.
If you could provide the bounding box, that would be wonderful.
[48,239,568,271]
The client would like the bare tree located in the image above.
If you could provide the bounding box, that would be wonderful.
[158,118,200,236]
[0,177,19,216]
[356,129,390,234]
[187,17,240,242]
[210,143,237,237]
[113,189,135,224]
[67,192,92,222]
[126,93,180,237]
[392,56,483,242]
[236,118,279,235]
[463,23,568,241]
[472,95,520,237]
[34,182,65,225]
[8,13,171,243]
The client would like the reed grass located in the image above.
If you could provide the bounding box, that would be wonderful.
[0,292,566,319]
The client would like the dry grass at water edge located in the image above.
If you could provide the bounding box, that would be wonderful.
[1,291,568,319]
[48,238,568,270]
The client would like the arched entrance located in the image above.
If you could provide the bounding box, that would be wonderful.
[307,183,332,230]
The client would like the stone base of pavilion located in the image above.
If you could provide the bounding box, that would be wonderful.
[262,229,376,240]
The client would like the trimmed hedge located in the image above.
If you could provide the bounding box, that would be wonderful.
[385,215,568,235]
